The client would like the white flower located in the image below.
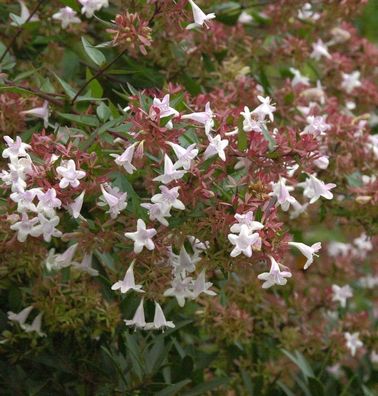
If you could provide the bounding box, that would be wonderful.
[240,106,263,133]
[111,261,144,294]
[192,269,216,299]
[341,71,361,94]
[10,213,39,242]
[289,200,309,219]
[298,3,320,21]
[299,174,336,204]
[20,101,49,128]
[73,253,98,276]
[2,136,31,160]
[228,224,260,258]
[345,332,363,357]
[151,186,185,212]
[164,276,193,307]
[150,94,179,120]
[125,219,157,254]
[79,0,109,18]
[10,188,40,213]
[45,243,78,271]
[125,298,146,329]
[314,155,329,169]
[141,202,171,226]
[52,6,81,28]
[182,102,215,135]
[289,68,310,87]
[22,312,46,337]
[153,154,186,184]
[36,188,62,217]
[7,306,33,326]
[371,351,378,364]
[310,39,331,61]
[353,233,372,252]
[10,0,39,26]
[269,178,297,211]
[251,96,276,122]
[327,241,351,257]
[332,284,353,308]
[32,214,62,242]
[99,184,127,219]
[230,211,264,234]
[166,142,198,170]
[302,115,331,136]
[238,11,253,24]
[111,142,137,174]
[257,256,292,288]
[204,134,229,161]
[172,246,201,273]
[56,160,86,189]
[288,241,321,269]
[186,0,216,30]
[67,190,85,219]
[187,236,209,253]
[145,302,175,331]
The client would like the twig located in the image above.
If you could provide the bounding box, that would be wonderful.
[71,49,128,105]
[0,0,46,64]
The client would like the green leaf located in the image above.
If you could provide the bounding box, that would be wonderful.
[261,124,277,151]
[57,112,99,127]
[282,350,314,379]
[156,380,191,396]
[54,74,76,99]
[308,377,324,396]
[81,37,106,67]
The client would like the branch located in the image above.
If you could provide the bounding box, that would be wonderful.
[71,49,128,105]
[0,0,46,64]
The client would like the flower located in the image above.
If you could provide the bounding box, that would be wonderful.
[238,11,253,24]
[192,269,216,299]
[298,3,320,21]
[10,189,39,213]
[300,174,336,203]
[310,39,331,61]
[228,225,260,258]
[52,7,81,28]
[240,106,263,133]
[56,160,86,189]
[313,155,329,169]
[45,243,78,271]
[7,306,33,326]
[182,102,215,135]
[99,184,127,219]
[166,142,198,170]
[32,214,62,242]
[204,134,229,161]
[289,68,310,87]
[73,253,98,276]
[125,219,157,254]
[20,101,49,128]
[257,256,292,288]
[125,298,146,329]
[171,246,201,273]
[111,261,144,294]
[152,154,186,184]
[36,188,62,217]
[230,211,264,234]
[301,115,331,136]
[344,332,363,357]
[150,94,179,120]
[288,241,321,269]
[164,276,193,307]
[141,202,171,226]
[79,0,109,18]
[151,186,185,212]
[332,284,353,308]
[145,302,175,331]
[2,136,31,160]
[67,190,85,219]
[10,213,39,242]
[22,312,46,337]
[251,96,276,122]
[186,0,216,30]
[269,178,297,211]
[341,71,361,94]
[10,0,39,26]
[111,142,137,174]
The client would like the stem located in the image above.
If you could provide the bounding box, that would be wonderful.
[71,49,128,105]
[0,0,46,64]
